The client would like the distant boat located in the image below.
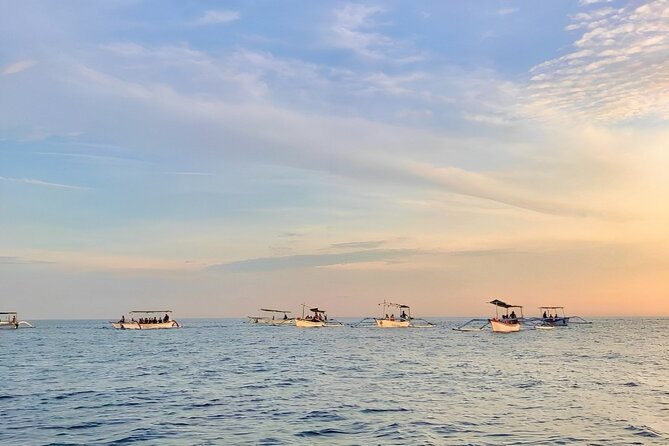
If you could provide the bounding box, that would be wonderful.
[488,299,522,333]
[248,309,294,326]
[350,301,435,328]
[375,300,411,328]
[295,304,343,328]
[0,311,33,329]
[111,310,180,330]
[530,306,591,326]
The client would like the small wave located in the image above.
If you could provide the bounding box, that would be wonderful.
[295,428,349,437]
[301,410,345,421]
[625,424,663,438]
[361,407,409,414]
[623,382,640,387]
[514,379,543,389]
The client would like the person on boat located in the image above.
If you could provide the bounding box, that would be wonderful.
[509,310,517,320]
[385,314,389,320]
[401,310,407,320]
[120,315,125,323]
[283,313,288,320]
[164,314,170,323]
[390,314,395,321]
[543,311,547,318]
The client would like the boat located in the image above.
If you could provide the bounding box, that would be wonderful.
[0,312,33,329]
[537,306,570,326]
[111,310,180,330]
[351,301,435,328]
[531,306,591,326]
[247,309,294,325]
[295,304,343,328]
[375,301,411,328]
[488,299,522,333]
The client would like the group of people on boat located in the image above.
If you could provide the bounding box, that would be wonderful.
[500,311,518,322]
[304,313,327,321]
[118,314,170,324]
[542,311,558,319]
[385,310,409,321]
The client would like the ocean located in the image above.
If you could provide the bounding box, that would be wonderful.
[1,318,667,445]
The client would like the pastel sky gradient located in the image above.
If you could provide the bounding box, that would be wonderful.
[1,1,668,318]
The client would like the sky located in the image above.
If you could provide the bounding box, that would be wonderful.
[1,0,668,318]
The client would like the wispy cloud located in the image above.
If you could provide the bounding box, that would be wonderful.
[0,256,54,265]
[207,249,421,272]
[192,10,240,26]
[0,176,90,190]
[579,0,613,5]
[526,0,669,122]
[2,59,36,75]
[329,3,421,62]
[330,240,386,249]
[498,8,518,16]
[165,171,214,176]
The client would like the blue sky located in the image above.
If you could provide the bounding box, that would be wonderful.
[1,0,668,318]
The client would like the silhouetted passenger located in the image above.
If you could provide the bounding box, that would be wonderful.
[164,314,169,323]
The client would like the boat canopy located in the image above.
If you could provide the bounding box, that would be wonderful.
[538,306,564,309]
[489,299,522,309]
[259,308,291,313]
[129,310,172,314]
[310,308,325,313]
[0,311,18,315]
[378,301,409,309]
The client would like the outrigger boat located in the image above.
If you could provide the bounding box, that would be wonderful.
[352,301,435,328]
[376,301,411,328]
[0,312,33,329]
[111,310,180,330]
[530,306,591,326]
[294,304,343,328]
[453,299,524,332]
[488,299,522,333]
[247,308,294,325]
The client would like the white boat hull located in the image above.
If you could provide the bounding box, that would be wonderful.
[247,317,294,326]
[0,321,32,329]
[490,319,520,333]
[111,321,180,330]
[295,318,325,328]
[375,319,410,328]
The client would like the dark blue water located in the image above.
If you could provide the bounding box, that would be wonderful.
[1,319,667,445]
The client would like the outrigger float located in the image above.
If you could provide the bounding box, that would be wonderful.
[247,308,294,325]
[352,301,435,328]
[111,310,180,330]
[0,312,33,329]
[295,304,343,328]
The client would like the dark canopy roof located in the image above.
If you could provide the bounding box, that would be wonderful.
[538,306,564,309]
[129,310,172,314]
[260,308,291,313]
[310,308,325,313]
[489,299,522,309]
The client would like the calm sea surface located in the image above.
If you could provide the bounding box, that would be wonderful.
[1,318,667,445]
